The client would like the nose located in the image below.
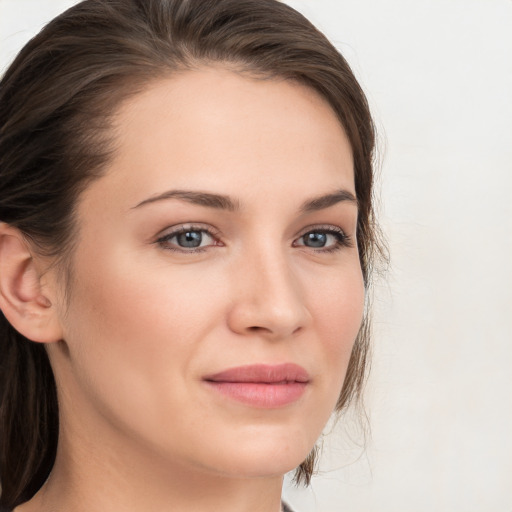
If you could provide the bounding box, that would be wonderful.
[226,249,311,340]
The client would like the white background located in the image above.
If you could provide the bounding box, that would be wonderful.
[1,1,511,511]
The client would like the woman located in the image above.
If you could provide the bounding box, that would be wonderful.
[0,1,381,511]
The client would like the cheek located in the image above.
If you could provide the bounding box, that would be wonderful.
[308,263,365,383]
[65,259,221,368]
[59,251,225,420]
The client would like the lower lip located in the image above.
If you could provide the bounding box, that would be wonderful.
[204,381,308,408]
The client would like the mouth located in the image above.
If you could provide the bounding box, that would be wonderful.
[203,363,310,408]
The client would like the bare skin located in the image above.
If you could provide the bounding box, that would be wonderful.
[6,67,363,512]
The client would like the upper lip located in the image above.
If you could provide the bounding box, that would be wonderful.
[203,363,310,383]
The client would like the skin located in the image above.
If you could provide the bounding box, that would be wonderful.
[14,67,364,512]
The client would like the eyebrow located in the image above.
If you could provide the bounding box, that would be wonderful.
[299,189,357,213]
[131,188,357,212]
[132,190,239,211]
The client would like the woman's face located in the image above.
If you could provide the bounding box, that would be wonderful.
[48,67,364,478]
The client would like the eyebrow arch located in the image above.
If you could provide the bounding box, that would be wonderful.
[132,190,239,211]
[132,188,357,213]
[300,189,358,213]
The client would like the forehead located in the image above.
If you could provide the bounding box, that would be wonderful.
[88,67,355,209]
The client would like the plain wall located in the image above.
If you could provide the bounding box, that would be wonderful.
[1,1,511,511]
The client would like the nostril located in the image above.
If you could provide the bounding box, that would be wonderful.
[248,325,270,332]
[246,325,302,336]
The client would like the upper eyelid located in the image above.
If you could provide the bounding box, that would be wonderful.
[156,223,220,239]
[294,226,348,243]
[155,223,349,238]
[156,223,346,237]
[295,224,347,237]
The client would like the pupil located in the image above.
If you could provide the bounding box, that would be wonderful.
[304,232,327,247]
[177,231,202,248]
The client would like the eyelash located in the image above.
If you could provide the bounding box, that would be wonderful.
[294,225,353,253]
[155,224,352,254]
[156,225,221,254]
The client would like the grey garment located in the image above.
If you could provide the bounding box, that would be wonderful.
[0,503,296,512]
[282,501,295,512]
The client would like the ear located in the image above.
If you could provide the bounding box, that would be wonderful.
[0,223,63,343]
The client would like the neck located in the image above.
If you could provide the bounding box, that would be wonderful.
[17,413,285,512]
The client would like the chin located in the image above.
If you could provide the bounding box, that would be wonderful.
[197,426,316,479]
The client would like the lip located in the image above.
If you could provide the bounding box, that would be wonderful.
[203,363,310,408]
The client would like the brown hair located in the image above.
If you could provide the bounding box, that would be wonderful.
[0,0,382,507]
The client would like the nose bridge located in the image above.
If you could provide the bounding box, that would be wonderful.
[228,238,310,337]
[252,243,298,305]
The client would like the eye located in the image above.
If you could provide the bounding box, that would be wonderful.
[156,226,219,252]
[294,227,351,252]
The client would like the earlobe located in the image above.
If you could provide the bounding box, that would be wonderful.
[0,223,63,343]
